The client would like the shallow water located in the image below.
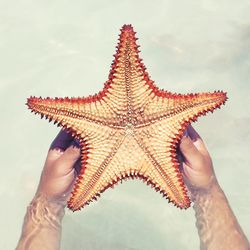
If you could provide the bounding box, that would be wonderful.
[1,1,250,249]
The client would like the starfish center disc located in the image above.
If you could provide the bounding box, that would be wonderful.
[125,123,135,135]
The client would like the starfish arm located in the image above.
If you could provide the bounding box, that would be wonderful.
[136,122,190,208]
[68,129,127,211]
[106,25,154,118]
[139,91,227,125]
[102,132,190,208]
[26,96,125,133]
[68,128,189,211]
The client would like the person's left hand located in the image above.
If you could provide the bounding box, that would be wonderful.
[36,130,81,204]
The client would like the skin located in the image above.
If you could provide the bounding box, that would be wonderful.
[16,126,250,250]
[179,125,215,189]
[36,131,81,203]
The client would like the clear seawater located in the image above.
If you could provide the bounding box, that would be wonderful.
[0,1,249,249]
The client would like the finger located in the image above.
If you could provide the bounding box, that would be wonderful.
[69,140,82,175]
[182,162,198,184]
[50,129,74,151]
[74,158,82,175]
[46,130,75,164]
[54,145,81,175]
[187,125,209,156]
[46,148,64,164]
[70,138,81,148]
[179,135,201,168]
[45,138,80,173]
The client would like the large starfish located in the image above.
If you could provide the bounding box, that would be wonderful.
[27,24,227,211]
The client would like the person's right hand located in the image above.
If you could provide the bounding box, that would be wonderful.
[179,125,216,190]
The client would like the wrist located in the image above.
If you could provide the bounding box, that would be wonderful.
[16,194,65,249]
[28,193,65,226]
[189,175,222,203]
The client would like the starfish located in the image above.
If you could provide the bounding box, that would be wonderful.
[27,24,227,211]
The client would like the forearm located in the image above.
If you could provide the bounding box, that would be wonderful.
[16,194,65,250]
[192,177,250,250]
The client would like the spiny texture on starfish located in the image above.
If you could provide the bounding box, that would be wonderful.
[27,24,227,211]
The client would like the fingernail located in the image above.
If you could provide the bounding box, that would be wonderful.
[70,139,80,148]
[52,147,64,154]
[50,130,74,150]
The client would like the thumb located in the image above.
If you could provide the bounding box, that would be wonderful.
[179,135,201,168]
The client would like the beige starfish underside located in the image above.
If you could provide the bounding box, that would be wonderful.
[27,25,227,211]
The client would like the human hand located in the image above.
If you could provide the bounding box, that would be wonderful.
[16,130,80,249]
[35,130,81,204]
[179,125,216,190]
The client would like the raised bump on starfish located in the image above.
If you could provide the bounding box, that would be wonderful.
[27,24,227,211]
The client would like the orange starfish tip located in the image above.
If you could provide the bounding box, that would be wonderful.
[121,24,134,31]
